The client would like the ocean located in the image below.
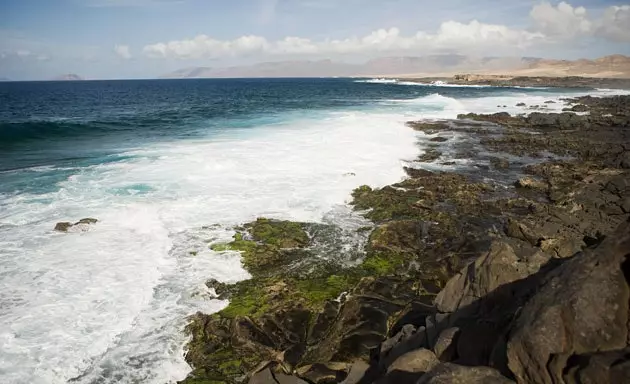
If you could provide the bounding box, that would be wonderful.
[0,78,624,384]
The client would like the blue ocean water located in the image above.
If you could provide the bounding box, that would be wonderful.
[0,78,607,384]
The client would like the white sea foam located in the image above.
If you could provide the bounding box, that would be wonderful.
[0,109,420,384]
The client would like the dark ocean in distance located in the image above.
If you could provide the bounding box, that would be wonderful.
[0,78,616,384]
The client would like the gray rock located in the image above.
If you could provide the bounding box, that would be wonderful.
[507,221,630,384]
[433,327,460,361]
[417,363,514,383]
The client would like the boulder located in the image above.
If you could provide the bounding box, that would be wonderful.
[386,348,439,375]
[417,363,515,384]
[506,221,630,384]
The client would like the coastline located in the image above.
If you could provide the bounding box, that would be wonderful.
[382,75,630,90]
[178,83,630,383]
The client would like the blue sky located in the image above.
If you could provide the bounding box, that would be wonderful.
[1,0,629,80]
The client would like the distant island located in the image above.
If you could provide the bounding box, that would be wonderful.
[0,77,10,82]
[161,54,630,79]
[52,74,84,81]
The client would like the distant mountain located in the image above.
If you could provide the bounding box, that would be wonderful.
[161,60,360,79]
[0,77,10,82]
[161,55,538,79]
[161,54,630,79]
[522,55,630,78]
[53,74,84,81]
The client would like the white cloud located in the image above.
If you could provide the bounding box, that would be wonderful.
[140,2,629,62]
[530,1,591,39]
[143,34,268,59]
[143,20,541,60]
[595,5,630,42]
[114,44,132,59]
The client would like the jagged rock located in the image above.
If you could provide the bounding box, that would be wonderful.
[506,221,630,384]
[434,241,536,315]
[516,103,526,107]
[433,327,460,361]
[429,137,449,142]
[417,363,515,384]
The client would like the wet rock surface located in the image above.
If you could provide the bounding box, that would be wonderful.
[54,218,98,232]
[179,95,630,383]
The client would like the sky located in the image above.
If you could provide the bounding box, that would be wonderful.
[1,0,629,80]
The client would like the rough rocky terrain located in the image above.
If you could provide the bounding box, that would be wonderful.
[178,94,630,384]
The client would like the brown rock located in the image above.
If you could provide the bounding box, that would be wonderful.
[417,363,514,384]
[54,222,73,232]
[506,221,630,384]
[387,348,439,374]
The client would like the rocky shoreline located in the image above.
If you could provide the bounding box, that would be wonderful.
[179,94,630,384]
[404,75,630,89]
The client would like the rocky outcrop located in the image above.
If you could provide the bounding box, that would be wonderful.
[54,218,98,232]
[506,221,630,384]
